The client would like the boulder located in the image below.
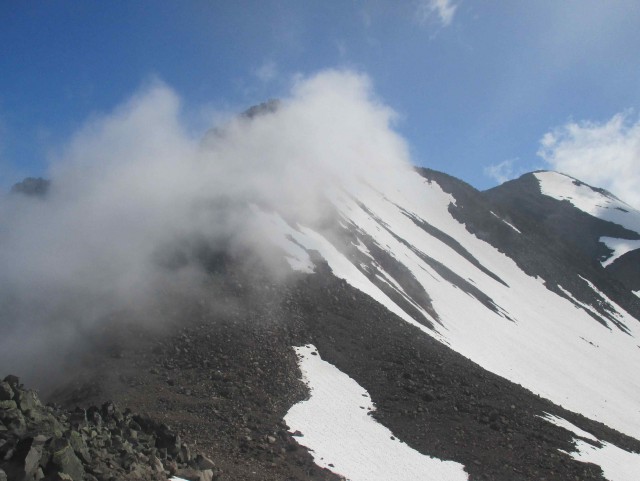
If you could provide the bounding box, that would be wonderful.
[194,454,216,470]
[68,431,91,464]
[1,407,27,435]
[50,439,85,481]
[2,376,20,389]
[199,469,214,481]
[0,400,17,411]
[0,383,13,401]
[68,409,87,429]
[174,467,204,481]
[2,436,45,481]
[15,390,42,413]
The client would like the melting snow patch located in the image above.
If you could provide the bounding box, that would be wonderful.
[285,344,469,481]
[599,237,640,267]
[540,414,640,481]
[539,413,598,441]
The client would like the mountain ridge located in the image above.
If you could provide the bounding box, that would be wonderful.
[2,164,640,481]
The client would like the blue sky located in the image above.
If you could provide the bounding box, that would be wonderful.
[2,0,640,196]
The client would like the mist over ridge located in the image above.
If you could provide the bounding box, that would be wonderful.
[0,69,414,382]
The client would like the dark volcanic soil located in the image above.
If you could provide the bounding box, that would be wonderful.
[34,260,640,481]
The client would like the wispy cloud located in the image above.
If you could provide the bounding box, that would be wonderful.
[415,0,458,27]
[254,60,278,83]
[0,70,411,383]
[538,111,640,208]
[484,159,522,184]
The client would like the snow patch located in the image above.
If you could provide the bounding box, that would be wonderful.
[541,414,640,481]
[534,171,640,234]
[539,413,598,441]
[599,237,640,267]
[285,344,469,481]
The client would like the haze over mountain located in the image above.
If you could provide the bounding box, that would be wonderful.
[2,70,640,481]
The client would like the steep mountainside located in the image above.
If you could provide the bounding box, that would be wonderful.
[485,171,640,294]
[3,94,640,481]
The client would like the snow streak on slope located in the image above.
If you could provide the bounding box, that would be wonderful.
[534,171,640,265]
[269,167,640,442]
[578,275,637,332]
[254,209,442,337]
[251,208,315,273]
[541,414,640,481]
[599,237,640,267]
[285,345,469,481]
[490,211,521,234]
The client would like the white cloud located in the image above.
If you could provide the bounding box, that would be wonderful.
[538,112,640,208]
[255,60,278,83]
[484,159,522,184]
[415,0,458,27]
[0,69,411,383]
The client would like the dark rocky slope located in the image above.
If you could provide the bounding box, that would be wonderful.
[28,257,640,481]
[484,171,640,296]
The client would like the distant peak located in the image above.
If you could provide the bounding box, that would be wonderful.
[533,171,621,203]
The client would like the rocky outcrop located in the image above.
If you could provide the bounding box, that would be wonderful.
[0,375,216,481]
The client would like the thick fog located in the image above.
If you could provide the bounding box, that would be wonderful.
[0,70,413,384]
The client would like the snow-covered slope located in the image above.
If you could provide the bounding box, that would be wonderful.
[534,171,640,269]
[263,167,640,448]
[534,171,640,234]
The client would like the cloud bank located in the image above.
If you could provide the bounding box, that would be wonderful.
[0,70,412,384]
[538,112,640,208]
